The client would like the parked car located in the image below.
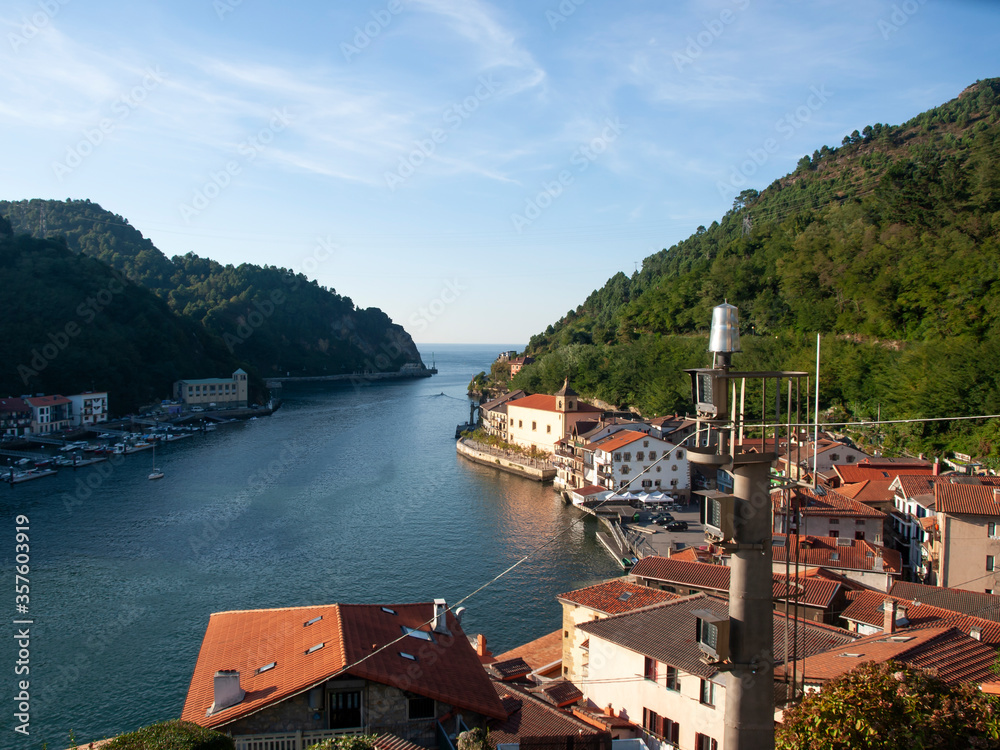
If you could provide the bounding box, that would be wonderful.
[666,520,689,531]
[655,514,675,525]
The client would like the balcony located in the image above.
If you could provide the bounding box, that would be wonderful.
[233,718,462,750]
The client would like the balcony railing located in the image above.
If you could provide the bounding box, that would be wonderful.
[233,719,464,750]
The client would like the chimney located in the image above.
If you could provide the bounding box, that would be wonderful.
[933,458,940,476]
[476,633,488,657]
[210,670,245,715]
[433,598,451,635]
[604,704,614,717]
[883,600,897,634]
[971,626,983,641]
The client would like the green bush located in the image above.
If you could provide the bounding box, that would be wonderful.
[103,720,234,750]
[307,735,377,750]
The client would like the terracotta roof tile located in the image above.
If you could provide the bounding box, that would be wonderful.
[557,578,678,614]
[181,602,506,729]
[841,589,1000,645]
[489,657,533,681]
[893,475,949,499]
[834,460,932,484]
[374,734,426,750]
[507,394,602,414]
[889,581,1000,623]
[771,534,902,575]
[772,486,886,519]
[631,557,845,608]
[577,593,857,679]
[776,626,998,686]
[487,680,605,747]
[533,680,584,708]
[494,630,563,674]
[588,431,648,455]
[936,483,1000,516]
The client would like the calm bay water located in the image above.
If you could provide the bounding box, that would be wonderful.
[3,344,619,749]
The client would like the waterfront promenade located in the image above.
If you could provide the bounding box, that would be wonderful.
[455,437,556,481]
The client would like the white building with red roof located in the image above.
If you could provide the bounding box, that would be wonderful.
[505,379,602,455]
[771,534,902,591]
[930,480,1000,591]
[24,394,72,433]
[585,431,690,500]
[772,486,886,544]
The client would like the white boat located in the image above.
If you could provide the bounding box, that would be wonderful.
[148,444,164,480]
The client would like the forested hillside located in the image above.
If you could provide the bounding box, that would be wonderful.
[513,79,1000,458]
[0,199,423,377]
[0,219,257,412]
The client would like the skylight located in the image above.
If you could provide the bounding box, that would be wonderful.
[256,662,276,674]
[400,652,417,661]
[838,653,864,658]
[402,626,435,642]
[382,607,397,615]
[304,615,323,627]
[305,643,325,654]
[618,592,633,602]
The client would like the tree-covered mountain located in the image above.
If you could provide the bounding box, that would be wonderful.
[0,199,423,377]
[0,221,259,413]
[513,79,1000,458]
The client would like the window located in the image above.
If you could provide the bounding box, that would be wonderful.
[329,691,362,729]
[621,466,630,474]
[665,666,680,691]
[624,452,632,461]
[643,440,649,447]
[671,465,678,471]
[644,656,658,681]
[636,451,645,461]
[856,519,865,525]
[518,420,522,428]
[656,466,661,472]
[614,453,621,462]
[991,522,997,537]
[695,734,718,750]
[408,697,435,720]
[649,451,657,459]
[700,679,716,706]
[676,450,684,459]
[988,556,995,572]
[830,453,839,461]
[829,518,839,524]
[642,480,652,488]
[855,531,865,540]
[546,425,551,433]
[655,480,661,487]
[830,530,839,538]
[642,710,678,745]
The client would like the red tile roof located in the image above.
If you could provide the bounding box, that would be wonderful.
[557,578,678,614]
[507,394,602,414]
[935,483,1000,516]
[889,581,1000,623]
[533,680,584,708]
[588,431,648,455]
[25,395,71,406]
[631,557,847,608]
[771,535,902,575]
[893,475,948,499]
[577,594,857,679]
[487,680,604,748]
[373,734,426,750]
[493,629,562,674]
[776,626,998,686]
[835,479,897,506]
[489,657,533,681]
[772,486,886,519]
[834,460,932,484]
[0,398,29,413]
[181,603,506,728]
[841,589,1000,645]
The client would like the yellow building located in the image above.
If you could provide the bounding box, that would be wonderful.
[174,369,249,409]
[505,379,602,454]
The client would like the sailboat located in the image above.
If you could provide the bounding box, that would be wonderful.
[148,443,164,480]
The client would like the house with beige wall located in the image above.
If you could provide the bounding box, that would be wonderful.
[174,368,248,409]
[934,482,1000,593]
[506,380,602,454]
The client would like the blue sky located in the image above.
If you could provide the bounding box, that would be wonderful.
[2,0,997,345]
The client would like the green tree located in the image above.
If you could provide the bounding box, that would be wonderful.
[776,661,1000,749]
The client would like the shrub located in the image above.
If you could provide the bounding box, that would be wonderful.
[103,720,234,750]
